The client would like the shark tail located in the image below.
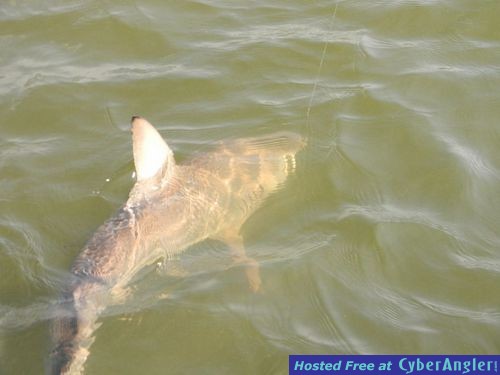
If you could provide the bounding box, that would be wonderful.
[49,293,80,374]
[49,284,100,375]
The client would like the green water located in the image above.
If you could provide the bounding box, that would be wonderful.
[1,1,500,374]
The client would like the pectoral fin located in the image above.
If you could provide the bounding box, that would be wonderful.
[215,230,261,293]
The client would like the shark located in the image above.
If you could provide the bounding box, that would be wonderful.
[49,116,304,374]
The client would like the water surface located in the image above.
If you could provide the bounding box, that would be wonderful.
[1,1,500,374]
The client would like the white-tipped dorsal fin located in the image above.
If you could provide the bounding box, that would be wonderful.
[131,116,174,181]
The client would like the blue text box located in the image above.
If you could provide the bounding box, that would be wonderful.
[289,355,499,375]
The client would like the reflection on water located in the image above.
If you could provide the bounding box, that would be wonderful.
[1,0,500,374]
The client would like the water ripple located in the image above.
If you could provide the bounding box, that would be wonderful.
[1,61,219,99]
[194,26,365,50]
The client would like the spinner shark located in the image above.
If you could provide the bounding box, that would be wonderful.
[49,116,304,374]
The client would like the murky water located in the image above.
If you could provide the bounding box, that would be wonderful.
[1,1,500,374]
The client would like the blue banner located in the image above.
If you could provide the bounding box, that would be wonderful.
[289,355,499,375]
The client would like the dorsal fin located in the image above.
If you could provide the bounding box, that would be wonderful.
[131,116,174,181]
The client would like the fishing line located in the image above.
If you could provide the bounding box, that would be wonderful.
[305,1,338,136]
[105,105,121,132]
[291,2,340,232]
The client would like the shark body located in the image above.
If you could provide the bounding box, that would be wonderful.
[49,117,304,374]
